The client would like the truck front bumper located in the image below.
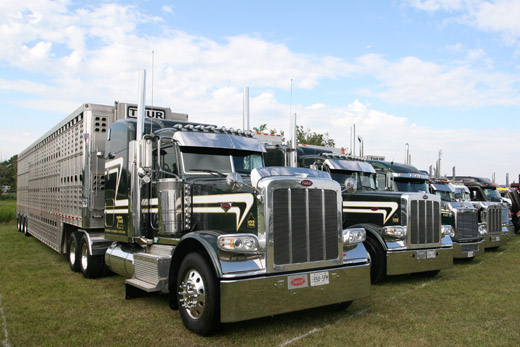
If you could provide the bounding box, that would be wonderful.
[482,234,507,249]
[219,263,370,323]
[386,247,453,276]
[452,241,483,259]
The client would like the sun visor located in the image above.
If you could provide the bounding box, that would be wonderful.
[173,131,266,152]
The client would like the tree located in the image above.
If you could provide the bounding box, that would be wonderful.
[0,155,17,194]
[296,125,335,147]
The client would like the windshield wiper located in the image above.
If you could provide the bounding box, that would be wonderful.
[190,169,227,177]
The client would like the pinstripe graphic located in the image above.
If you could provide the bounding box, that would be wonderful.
[192,193,255,230]
[343,201,399,224]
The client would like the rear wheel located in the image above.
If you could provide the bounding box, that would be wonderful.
[80,236,104,278]
[176,252,219,336]
[364,236,386,284]
[23,216,31,237]
[68,233,81,272]
[17,215,22,232]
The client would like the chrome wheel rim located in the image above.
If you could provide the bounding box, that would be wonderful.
[179,269,206,319]
[69,242,76,266]
[81,243,88,271]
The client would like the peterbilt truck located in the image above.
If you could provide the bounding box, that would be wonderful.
[448,176,513,247]
[263,145,453,284]
[16,99,371,335]
[428,179,483,259]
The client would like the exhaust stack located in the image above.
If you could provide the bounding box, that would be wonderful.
[506,173,510,187]
[136,69,146,141]
[290,113,297,167]
[243,87,250,131]
[358,135,364,158]
[452,166,456,182]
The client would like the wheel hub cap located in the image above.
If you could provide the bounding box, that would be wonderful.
[179,269,205,319]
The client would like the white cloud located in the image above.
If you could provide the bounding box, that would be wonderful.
[405,0,520,42]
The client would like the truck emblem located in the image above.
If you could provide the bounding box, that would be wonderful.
[221,202,231,212]
[291,277,306,286]
[301,179,313,187]
[423,195,428,199]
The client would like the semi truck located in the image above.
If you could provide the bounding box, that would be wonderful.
[262,143,453,284]
[448,176,513,247]
[16,93,371,335]
[427,179,483,259]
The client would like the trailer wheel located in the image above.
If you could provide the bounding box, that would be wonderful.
[68,233,81,272]
[80,236,104,279]
[17,215,22,232]
[177,252,219,336]
[23,216,31,237]
[364,236,386,284]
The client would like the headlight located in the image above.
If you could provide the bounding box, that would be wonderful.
[342,228,366,245]
[382,226,407,239]
[441,225,455,237]
[218,234,260,253]
[478,223,487,235]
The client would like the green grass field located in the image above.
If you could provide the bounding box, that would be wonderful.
[0,222,518,346]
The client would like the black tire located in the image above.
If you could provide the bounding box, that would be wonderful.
[68,233,81,272]
[176,252,220,336]
[333,301,353,311]
[79,236,104,279]
[364,236,386,284]
[23,216,31,237]
[17,214,22,232]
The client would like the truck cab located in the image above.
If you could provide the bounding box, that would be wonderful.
[428,179,483,259]
[102,119,371,335]
[263,146,453,284]
[449,176,513,247]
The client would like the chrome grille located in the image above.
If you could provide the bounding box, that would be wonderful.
[455,211,478,239]
[409,200,440,245]
[487,208,501,233]
[461,244,479,252]
[272,188,338,265]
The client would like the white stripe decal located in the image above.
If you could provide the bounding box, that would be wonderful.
[342,201,399,224]
[192,193,254,230]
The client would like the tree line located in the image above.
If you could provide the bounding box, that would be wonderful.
[0,155,17,194]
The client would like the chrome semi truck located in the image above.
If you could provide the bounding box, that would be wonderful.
[448,176,513,248]
[263,144,453,284]
[428,179,483,259]
[16,95,370,334]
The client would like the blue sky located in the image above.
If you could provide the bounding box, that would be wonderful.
[0,0,519,183]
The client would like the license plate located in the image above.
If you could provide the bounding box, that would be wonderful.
[310,271,329,287]
[491,236,500,242]
[467,251,474,257]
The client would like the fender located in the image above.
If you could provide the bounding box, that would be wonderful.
[168,231,223,310]
[349,223,388,251]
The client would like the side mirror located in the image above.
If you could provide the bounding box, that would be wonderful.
[226,172,244,192]
[344,177,357,194]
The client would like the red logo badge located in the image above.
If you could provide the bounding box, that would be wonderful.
[290,277,306,286]
[221,202,231,211]
[300,180,313,187]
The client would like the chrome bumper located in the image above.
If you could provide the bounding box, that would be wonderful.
[219,263,370,323]
[452,240,483,259]
[482,234,507,249]
[386,247,453,276]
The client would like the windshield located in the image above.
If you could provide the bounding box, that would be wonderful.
[330,171,377,190]
[482,187,501,202]
[393,178,428,192]
[181,148,263,175]
[433,190,455,202]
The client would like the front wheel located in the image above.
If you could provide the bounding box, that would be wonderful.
[364,236,386,284]
[80,236,104,278]
[176,252,220,336]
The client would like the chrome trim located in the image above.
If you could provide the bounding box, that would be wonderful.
[173,131,265,152]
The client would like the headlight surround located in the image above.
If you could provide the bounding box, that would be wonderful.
[441,225,455,237]
[478,223,487,235]
[217,234,260,253]
[342,228,366,245]
[382,225,407,239]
